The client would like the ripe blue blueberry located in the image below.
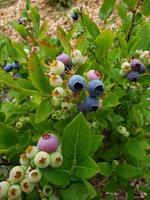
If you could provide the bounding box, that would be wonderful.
[78,97,100,113]
[130,59,141,71]
[12,61,20,70]
[127,71,140,81]
[68,75,85,92]
[139,63,145,74]
[88,79,104,97]
[71,11,78,20]
[18,18,25,25]
[4,64,13,72]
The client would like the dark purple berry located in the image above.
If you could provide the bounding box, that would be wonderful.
[71,11,78,20]
[130,59,141,71]
[139,63,145,74]
[127,71,140,81]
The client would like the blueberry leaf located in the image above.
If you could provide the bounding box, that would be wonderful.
[63,113,92,162]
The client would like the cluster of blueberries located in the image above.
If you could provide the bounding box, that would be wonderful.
[0,133,63,199]
[68,71,105,113]
[3,61,21,78]
[120,58,145,82]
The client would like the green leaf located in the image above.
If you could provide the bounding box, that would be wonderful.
[0,124,19,153]
[124,137,148,161]
[117,164,143,179]
[11,21,28,39]
[41,167,70,186]
[63,113,92,162]
[28,53,51,95]
[98,162,113,176]
[137,22,150,50]
[99,0,116,20]
[90,134,104,156]
[142,0,150,16]
[83,180,97,198]
[0,70,39,96]
[35,97,52,123]
[75,157,99,179]
[95,29,114,59]
[123,0,138,10]
[30,7,40,38]
[103,87,126,108]
[57,27,71,54]
[82,13,100,39]
[61,182,90,200]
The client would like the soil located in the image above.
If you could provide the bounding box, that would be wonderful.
[0,0,105,40]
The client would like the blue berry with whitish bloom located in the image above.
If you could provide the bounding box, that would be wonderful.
[88,79,104,97]
[12,61,20,70]
[4,63,13,72]
[127,71,140,81]
[78,96,100,113]
[68,75,85,92]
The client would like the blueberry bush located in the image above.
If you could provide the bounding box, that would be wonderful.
[0,0,150,199]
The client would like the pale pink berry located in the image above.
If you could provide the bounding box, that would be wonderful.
[8,185,22,199]
[21,178,35,193]
[27,169,42,183]
[34,151,50,168]
[50,60,65,75]
[0,181,10,198]
[9,166,25,183]
[87,70,101,80]
[25,146,38,159]
[50,152,63,168]
[37,133,59,153]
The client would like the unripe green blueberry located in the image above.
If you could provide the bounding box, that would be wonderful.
[50,152,63,168]
[16,122,23,129]
[9,166,25,183]
[43,185,53,197]
[20,153,30,166]
[21,178,35,193]
[121,62,131,73]
[27,169,42,183]
[52,87,65,97]
[71,49,84,65]
[49,74,63,87]
[50,61,65,75]
[8,185,22,199]
[34,151,50,168]
[0,181,10,198]
[119,69,127,77]
[25,146,38,159]
[61,102,74,110]
[51,96,62,107]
